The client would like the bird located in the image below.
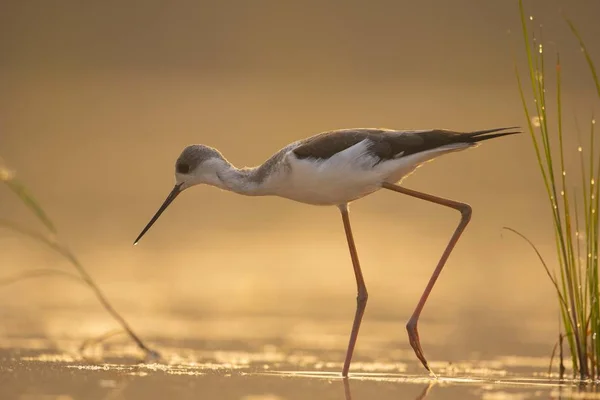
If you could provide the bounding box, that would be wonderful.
[134,126,519,377]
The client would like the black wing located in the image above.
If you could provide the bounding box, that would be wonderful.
[292,127,519,162]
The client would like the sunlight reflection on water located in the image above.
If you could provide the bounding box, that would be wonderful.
[0,317,598,400]
[1,340,594,400]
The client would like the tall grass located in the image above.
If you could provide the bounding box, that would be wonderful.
[0,159,158,359]
[513,0,600,380]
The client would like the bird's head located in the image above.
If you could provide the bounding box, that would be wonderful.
[174,144,226,190]
[134,144,225,245]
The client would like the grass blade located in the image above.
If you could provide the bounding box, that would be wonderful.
[3,179,57,234]
[1,162,159,360]
[515,0,600,378]
[0,269,85,288]
[503,227,569,311]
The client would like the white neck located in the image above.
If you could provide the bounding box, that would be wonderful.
[205,158,267,196]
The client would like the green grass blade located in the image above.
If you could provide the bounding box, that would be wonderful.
[515,64,552,194]
[3,179,57,234]
[565,18,600,98]
[503,227,569,311]
[0,219,61,251]
[516,0,600,377]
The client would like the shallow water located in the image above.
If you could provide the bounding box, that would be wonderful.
[0,313,597,400]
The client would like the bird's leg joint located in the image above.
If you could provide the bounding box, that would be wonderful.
[459,203,472,220]
[356,287,369,305]
[406,317,417,332]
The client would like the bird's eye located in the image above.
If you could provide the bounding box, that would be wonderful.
[176,163,190,174]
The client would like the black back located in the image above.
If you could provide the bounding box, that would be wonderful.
[292,127,519,162]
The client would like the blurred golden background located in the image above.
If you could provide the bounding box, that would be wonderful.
[1,0,599,363]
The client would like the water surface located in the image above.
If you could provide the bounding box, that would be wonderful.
[0,312,593,400]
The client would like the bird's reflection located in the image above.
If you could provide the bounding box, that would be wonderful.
[415,381,435,400]
[342,378,435,400]
[343,378,352,400]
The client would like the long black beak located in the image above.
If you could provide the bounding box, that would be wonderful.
[134,183,183,245]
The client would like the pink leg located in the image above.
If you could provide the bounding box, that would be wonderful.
[382,182,472,371]
[339,204,368,378]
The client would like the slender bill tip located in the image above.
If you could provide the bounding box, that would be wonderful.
[133,183,182,246]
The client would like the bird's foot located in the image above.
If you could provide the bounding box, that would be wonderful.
[406,320,430,372]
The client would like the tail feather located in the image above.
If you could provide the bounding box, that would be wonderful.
[463,127,521,143]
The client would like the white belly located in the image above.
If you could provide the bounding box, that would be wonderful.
[266,140,472,206]
[277,162,384,205]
